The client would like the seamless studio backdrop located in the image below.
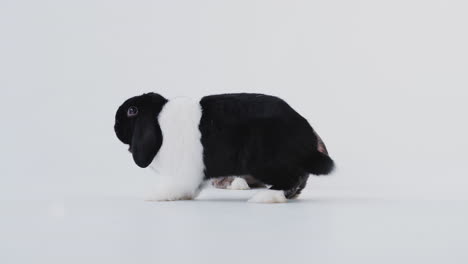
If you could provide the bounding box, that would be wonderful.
[2,1,468,263]
[2,0,466,200]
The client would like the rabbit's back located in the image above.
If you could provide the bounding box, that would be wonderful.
[199,93,318,178]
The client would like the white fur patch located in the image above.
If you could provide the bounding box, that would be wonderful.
[248,190,287,203]
[227,177,250,190]
[148,97,205,201]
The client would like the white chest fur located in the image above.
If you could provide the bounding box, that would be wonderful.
[148,97,205,201]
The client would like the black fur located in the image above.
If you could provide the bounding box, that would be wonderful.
[199,93,334,192]
[114,92,334,198]
[114,93,167,168]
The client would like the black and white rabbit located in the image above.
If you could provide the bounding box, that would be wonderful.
[114,93,334,203]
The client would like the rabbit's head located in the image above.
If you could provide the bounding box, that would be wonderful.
[114,93,167,168]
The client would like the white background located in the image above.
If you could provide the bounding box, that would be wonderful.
[1,0,468,263]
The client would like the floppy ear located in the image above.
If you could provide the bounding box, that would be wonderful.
[131,114,162,168]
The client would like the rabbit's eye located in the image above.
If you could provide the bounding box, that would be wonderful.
[127,106,138,117]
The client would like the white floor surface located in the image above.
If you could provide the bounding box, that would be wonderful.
[1,187,467,264]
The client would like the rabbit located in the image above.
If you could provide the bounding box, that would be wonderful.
[114,92,334,203]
